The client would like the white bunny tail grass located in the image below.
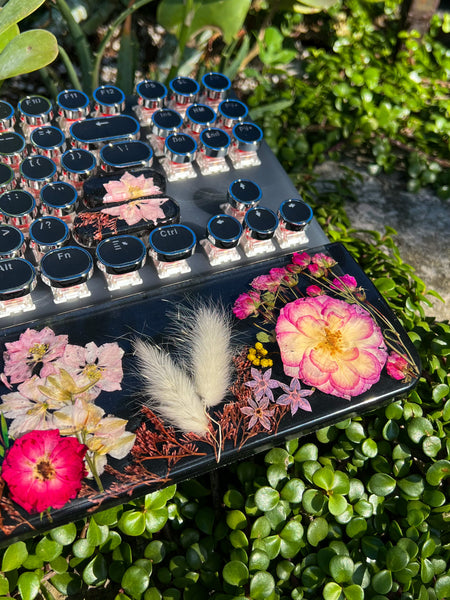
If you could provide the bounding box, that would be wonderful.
[132,337,209,436]
[173,300,234,408]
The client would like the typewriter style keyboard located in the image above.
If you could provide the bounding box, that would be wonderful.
[0,74,328,330]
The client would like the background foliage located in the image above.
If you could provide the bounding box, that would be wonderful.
[0,0,448,598]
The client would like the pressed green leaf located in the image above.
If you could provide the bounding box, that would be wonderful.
[0,30,58,80]
[222,560,249,587]
[17,572,40,600]
[121,565,150,599]
[249,571,275,599]
[2,541,28,571]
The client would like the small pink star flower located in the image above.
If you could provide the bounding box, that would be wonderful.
[245,367,280,402]
[276,378,313,415]
[240,397,274,430]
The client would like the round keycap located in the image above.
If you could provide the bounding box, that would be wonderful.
[100,140,153,171]
[136,80,168,109]
[19,155,57,189]
[151,109,183,137]
[40,245,93,288]
[185,104,216,132]
[164,133,197,164]
[244,207,278,240]
[0,163,16,192]
[56,89,90,119]
[96,235,146,274]
[18,95,53,125]
[227,179,262,211]
[169,76,200,104]
[0,131,26,164]
[0,100,15,130]
[93,85,125,114]
[201,72,231,100]
[199,128,231,158]
[207,214,242,249]
[30,125,66,158]
[0,190,36,226]
[278,198,313,231]
[217,99,248,128]
[0,224,25,259]
[232,122,263,152]
[0,258,36,300]
[60,148,97,183]
[29,217,70,253]
[149,224,196,262]
[40,181,79,217]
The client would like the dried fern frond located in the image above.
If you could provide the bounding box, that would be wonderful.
[132,338,209,436]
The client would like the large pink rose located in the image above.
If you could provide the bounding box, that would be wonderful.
[275,295,387,399]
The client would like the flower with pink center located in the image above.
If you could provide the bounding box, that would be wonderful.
[306,285,325,297]
[308,263,326,277]
[331,274,358,292]
[386,352,410,380]
[251,274,280,293]
[275,295,387,399]
[2,328,68,384]
[103,172,162,202]
[52,341,124,394]
[240,397,274,430]
[244,367,280,402]
[232,290,261,320]
[276,378,314,415]
[291,252,311,268]
[102,197,167,226]
[1,429,87,513]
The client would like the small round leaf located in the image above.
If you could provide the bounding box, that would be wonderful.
[222,561,249,587]
[249,571,275,599]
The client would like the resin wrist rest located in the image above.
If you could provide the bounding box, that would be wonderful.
[0,242,420,545]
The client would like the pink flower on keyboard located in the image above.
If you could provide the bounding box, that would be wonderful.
[102,172,162,203]
[102,197,167,225]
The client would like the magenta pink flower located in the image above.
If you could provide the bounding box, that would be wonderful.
[386,352,409,380]
[251,274,280,292]
[102,197,167,226]
[331,274,358,292]
[245,367,280,402]
[1,429,87,513]
[240,397,274,430]
[312,253,337,269]
[2,328,68,384]
[275,295,387,399]
[308,263,325,277]
[306,285,325,297]
[276,378,314,415]
[291,252,311,268]
[232,290,261,320]
[103,172,162,202]
[52,341,124,395]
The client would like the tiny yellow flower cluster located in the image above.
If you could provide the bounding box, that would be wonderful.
[247,342,273,368]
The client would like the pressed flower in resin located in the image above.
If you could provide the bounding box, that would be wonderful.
[386,352,410,380]
[275,295,387,399]
[232,290,261,320]
[240,397,274,430]
[1,429,87,513]
[103,172,162,202]
[276,378,313,415]
[244,367,280,402]
[102,197,167,226]
[3,328,68,384]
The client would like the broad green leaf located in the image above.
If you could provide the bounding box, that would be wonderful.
[250,516,271,539]
[386,546,409,571]
[436,575,450,599]
[367,473,396,496]
[254,486,280,512]
[313,466,335,490]
[0,574,8,596]
[86,518,109,547]
[329,555,354,584]
[145,485,176,510]
[280,518,304,542]
[329,494,348,516]
[0,30,58,80]
[145,508,168,533]
[371,570,392,594]
[249,571,275,600]
[35,537,63,562]
[17,572,40,600]
[407,417,434,443]
[2,541,28,571]
[119,510,146,537]
[222,560,249,587]
[426,460,450,485]
[280,478,305,503]
[157,0,252,44]
[294,442,319,462]
[226,510,247,530]
[50,572,82,596]
[121,565,150,599]
[50,523,77,546]
[343,584,364,600]
[82,554,108,587]
[323,581,343,600]
[252,534,281,560]
[0,23,19,54]
[144,540,166,563]
[0,0,46,36]
[248,549,270,572]
[307,517,328,546]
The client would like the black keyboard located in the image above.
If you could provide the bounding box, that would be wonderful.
[0,75,327,333]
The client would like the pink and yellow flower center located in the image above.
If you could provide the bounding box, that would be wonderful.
[83,363,103,382]
[28,343,49,362]
[319,327,343,356]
